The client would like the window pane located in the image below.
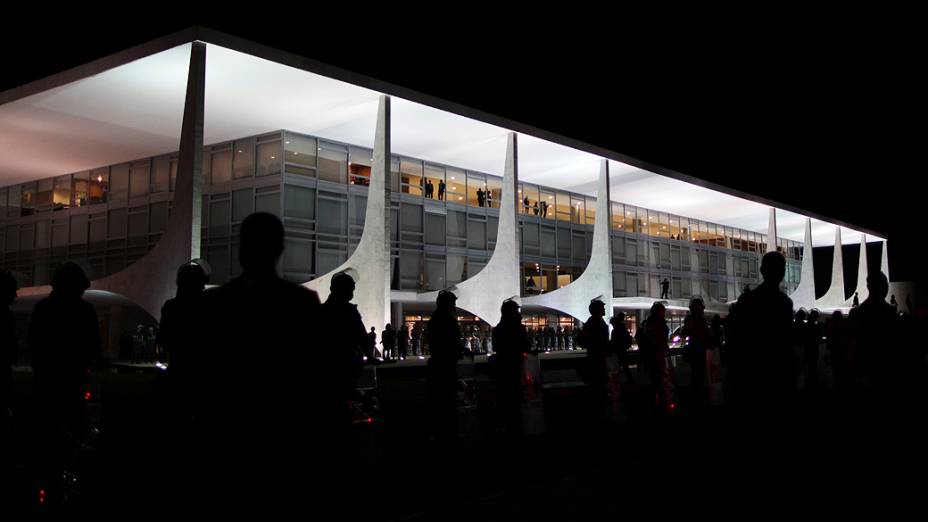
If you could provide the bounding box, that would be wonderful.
[256,141,282,176]
[424,164,444,201]
[21,182,36,216]
[400,204,422,233]
[233,188,254,222]
[400,158,423,196]
[152,157,170,193]
[53,175,71,209]
[467,219,486,249]
[210,149,232,185]
[150,201,169,233]
[425,213,445,245]
[70,214,88,244]
[255,192,280,217]
[486,176,502,209]
[283,238,313,274]
[285,133,317,168]
[209,200,231,237]
[130,161,150,197]
[233,138,255,179]
[318,145,347,184]
[108,208,127,238]
[110,164,129,200]
[318,198,347,235]
[284,185,315,220]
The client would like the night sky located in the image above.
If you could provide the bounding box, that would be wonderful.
[3,13,922,285]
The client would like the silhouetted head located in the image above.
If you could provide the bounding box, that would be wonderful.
[866,271,889,300]
[689,297,705,316]
[609,312,626,328]
[385,323,392,331]
[589,299,606,318]
[795,309,807,322]
[649,302,666,322]
[239,212,285,274]
[177,261,208,294]
[0,271,17,307]
[330,272,356,302]
[809,309,820,322]
[832,310,844,321]
[51,262,90,298]
[760,252,786,285]
[436,290,457,313]
[500,299,521,324]
[370,326,375,333]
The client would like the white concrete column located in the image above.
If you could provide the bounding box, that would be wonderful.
[421,133,521,327]
[304,95,392,332]
[847,234,869,306]
[790,217,816,311]
[767,207,778,253]
[523,159,612,321]
[74,42,206,320]
[816,226,847,309]
[881,240,890,281]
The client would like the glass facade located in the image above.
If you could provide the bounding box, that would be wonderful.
[0,129,802,300]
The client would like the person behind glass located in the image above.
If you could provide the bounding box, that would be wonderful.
[476,187,485,207]
[485,189,493,208]
[367,326,377,359]
[541,201,548,218]
[381,323,396,361]
[579,299,609,414]
[636,302,673,413]
[725,251,794,416]
[158,261,208,429]
[609,312,634,382]
[492,299,529,437]
[533,201,539,216]
[661,278,670,300]
[398,323,409,360]
[28,262,101,497]
[523,196,530,213]
[195,212,327,504]
[1,271,18,464]
[438,179,446,201]
[425,179,434,199]
[681,297,712,406]
[425,290,463,441]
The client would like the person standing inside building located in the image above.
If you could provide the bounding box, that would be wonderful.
[523,196,530,213]
[492,300,529,436]
[426,290,464,441]
[681,297,713,407]
[533,201,539,216]
[425,179,434,199]
[485,189,493,208]
[579,299,610,417]
[438,180,446,201]
[28,263,101,501]
[367,327,377,360]
[661,278,670,300]
[398,323,409,360]
[381,323,396,361]
[476,187,485,207]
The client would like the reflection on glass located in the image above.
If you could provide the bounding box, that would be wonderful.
[21,182,36,216]
[256,141,282,176]
[90,168,109,204]
[233,138,255,179]
[53,175,71,209]
[401,158,423,196]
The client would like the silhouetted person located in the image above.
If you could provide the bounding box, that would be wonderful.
[476,187,485,207]
[660,278,670,299]
[726,252,794,415]
[438,180,446,200]
[826,311,850,392]
[28,262,101,499]
[367,326,377,359]
[533,201,539,216]
[890,294,898,312]
[853,292,860,307]
[804,309,822,389]
[848,271,899,397]
[681,297,712,406]
[492,300,529,436]
[609,312,634,381]
[541,201,549,218]
[158,261,208,428]
[425,290,463,441]
[196,212,324,503]
[381,323,396,361]
[580,299,609,414]
[523,196,530,213]
[425,179,434,199]
[742,284,751,296]
[1,271,17,465]
[636,302,672,413]
[486,189,493,208]
[319,272,366,421]
[398,324,409,360]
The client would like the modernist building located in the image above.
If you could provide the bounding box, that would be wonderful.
[0,28,894,356]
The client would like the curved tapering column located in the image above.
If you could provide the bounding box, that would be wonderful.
[421,133,520,327]
[790,218,816,311]
[523,159,612,321]
[767,208,778,253]
[846,234,869,305]
[304,95,391,332]
[78,42,205,320]
[816,226,846,309]
[881,240,890,281]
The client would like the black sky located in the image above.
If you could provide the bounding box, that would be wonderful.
[2,12,923,283]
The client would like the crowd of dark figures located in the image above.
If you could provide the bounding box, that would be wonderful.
[1,212,926,511]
